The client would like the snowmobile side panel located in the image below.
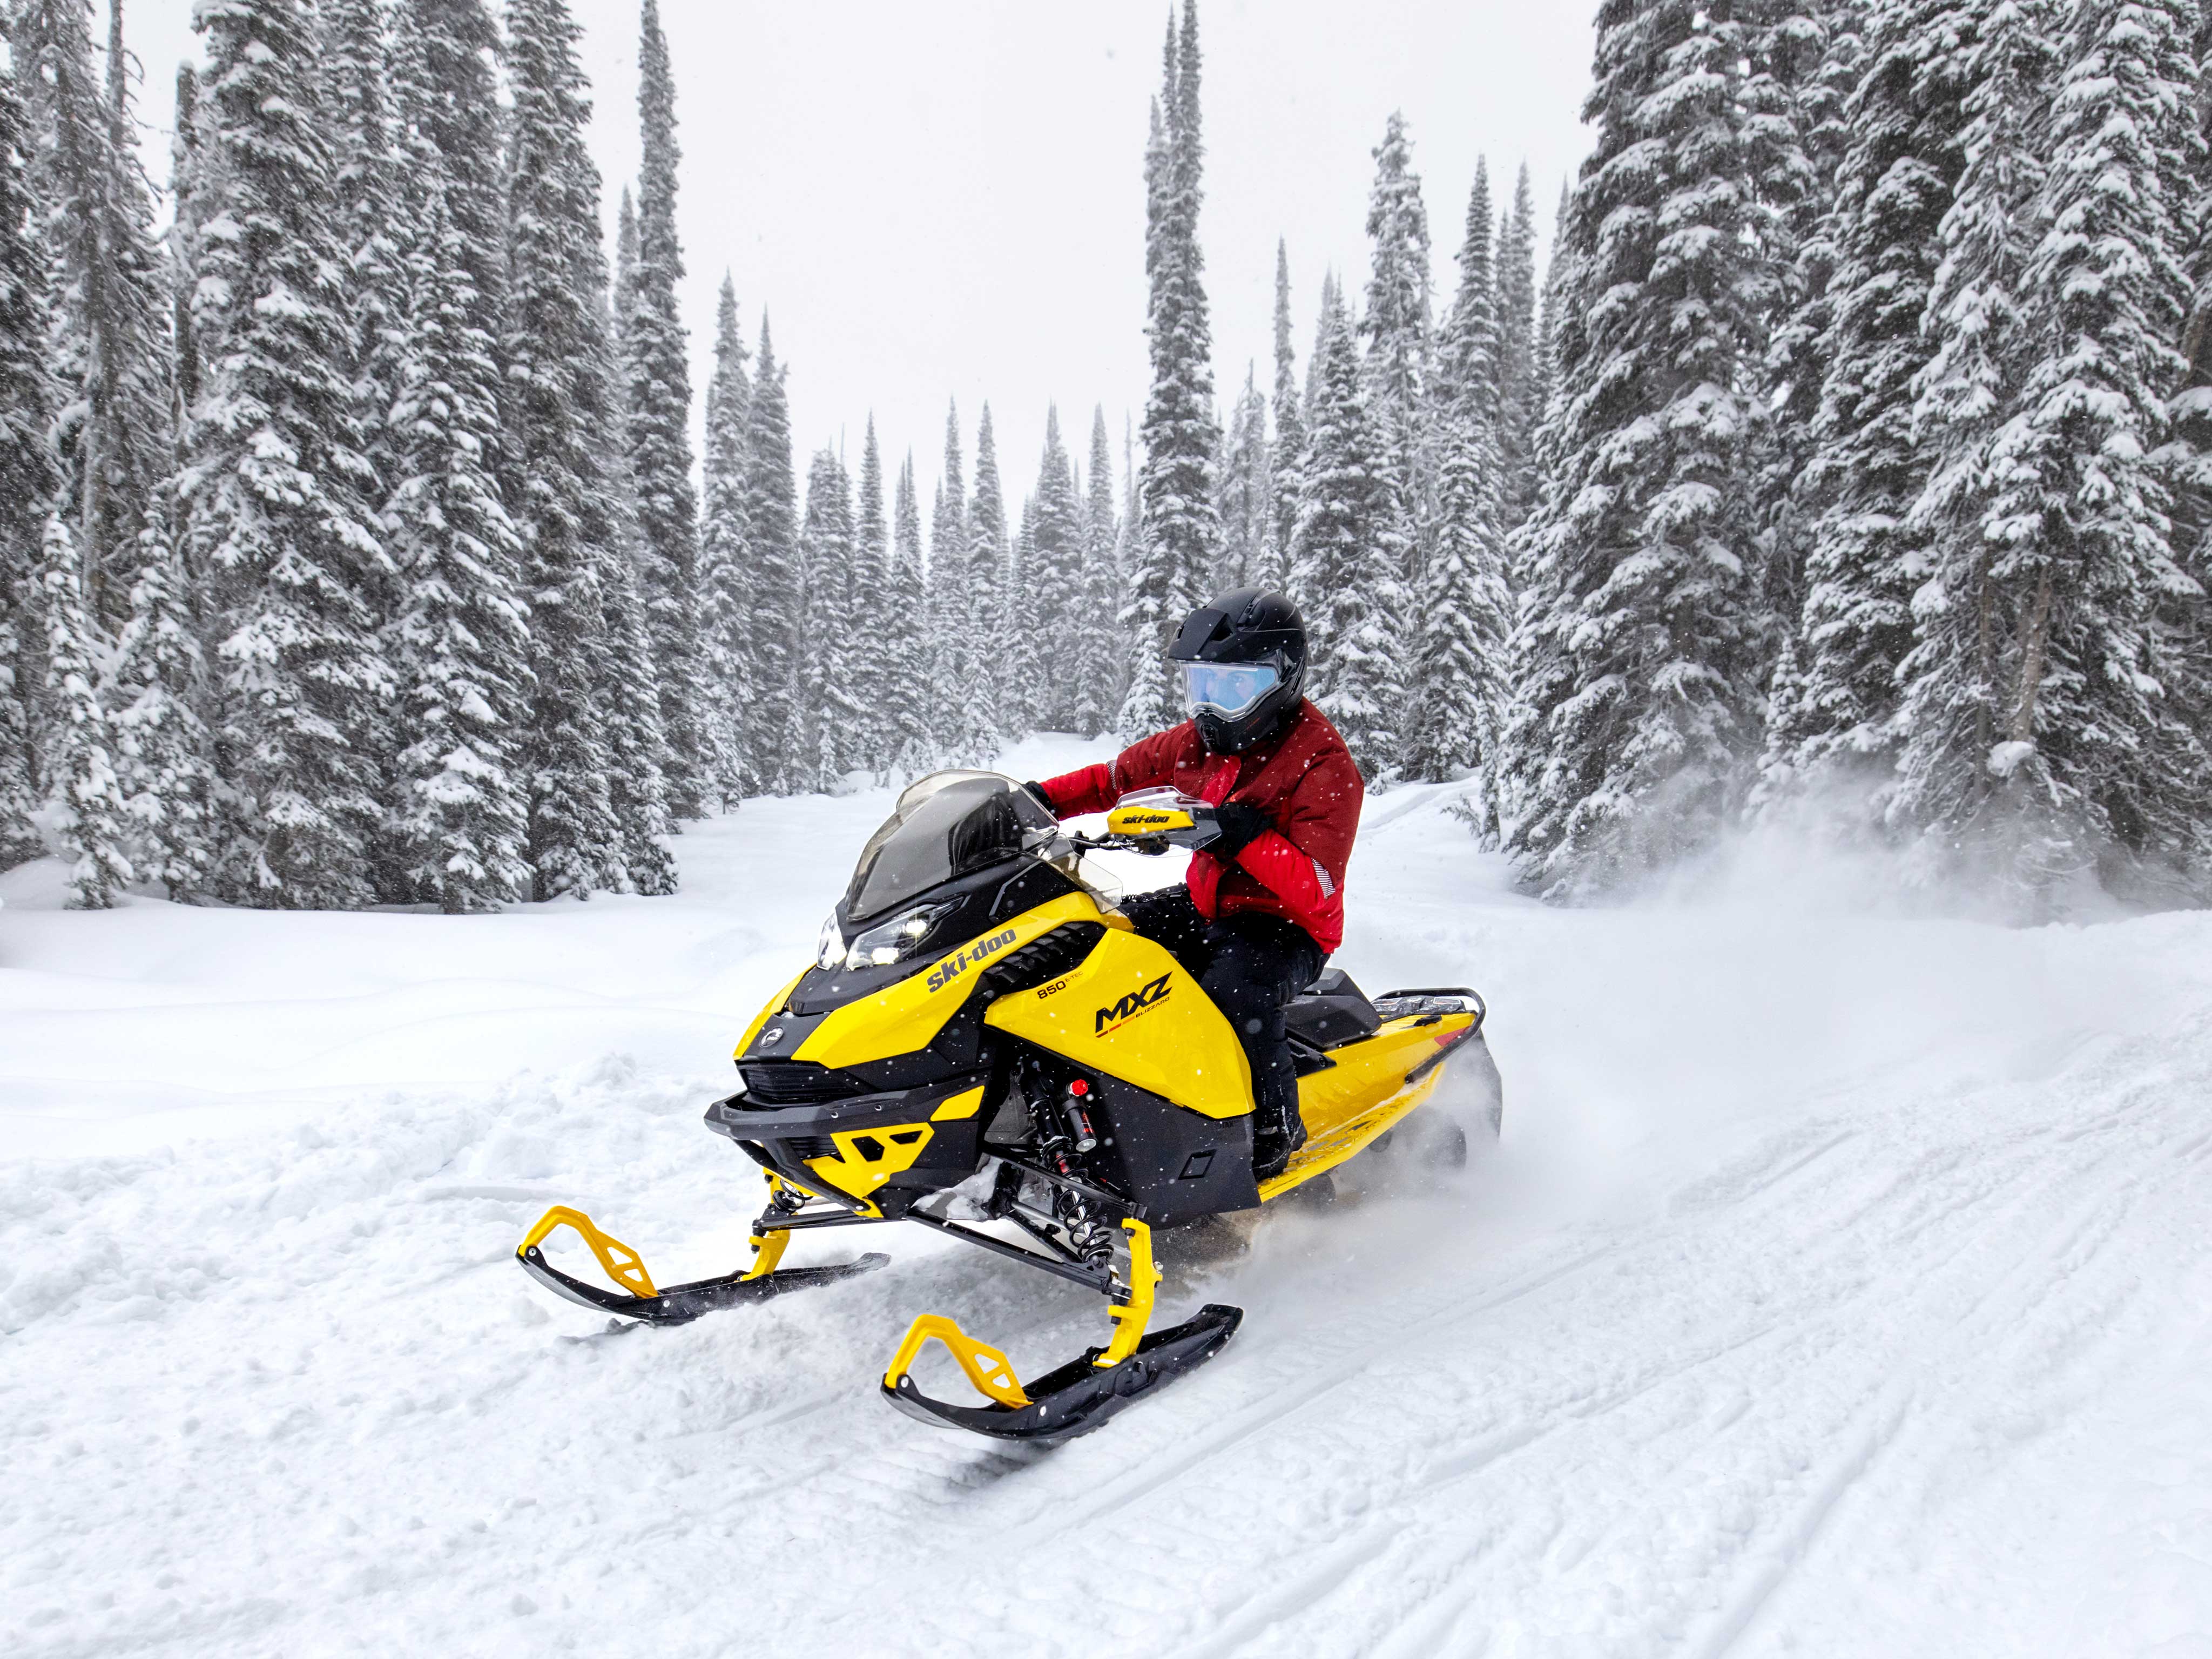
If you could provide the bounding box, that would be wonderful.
[1261,1015,1486,1201]
[792,891,1103,1069]
[984,923,1253,1120]
[880,1304,1245,1444]
[1090,1073,1261,1221]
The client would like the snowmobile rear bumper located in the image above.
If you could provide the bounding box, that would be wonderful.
[880,1303,1244,1443]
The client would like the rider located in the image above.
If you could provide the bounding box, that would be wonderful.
[1025,590,1363,1180]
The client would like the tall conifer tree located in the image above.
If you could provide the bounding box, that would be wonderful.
[887,453,933,772]
[13,0,172,627]
[1414,160,1512,799]
[1268,240,1303,597]
[186,0,394,909]
[1294,282,1394,773]
[1495,164,1541,537]
[623,0,706,819]
[0,58,54,866]
[109,499,216,899]
[38,514,129,906]
[741,318,799,793]
[1125,3,1221,735]
[1504,0,1781,894]
[697,274,750,805]
[504,0,623,895]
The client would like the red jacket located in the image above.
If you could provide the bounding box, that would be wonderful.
[1038,701,1363,952]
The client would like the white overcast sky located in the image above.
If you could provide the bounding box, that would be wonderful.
[123,0,1596,510]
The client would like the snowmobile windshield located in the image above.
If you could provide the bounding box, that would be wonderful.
[843,772,1061,922]
[1182,661,1280,720]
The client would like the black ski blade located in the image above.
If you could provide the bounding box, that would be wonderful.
[881,1303,1244,1444]
[518,1245,888,1326]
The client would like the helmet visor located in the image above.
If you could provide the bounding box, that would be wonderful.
[1182,661,1280,721]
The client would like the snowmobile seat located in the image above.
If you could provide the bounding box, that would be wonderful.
[1285,967,1382,1051]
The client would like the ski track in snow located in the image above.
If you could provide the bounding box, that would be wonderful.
[4,737,2210,1658]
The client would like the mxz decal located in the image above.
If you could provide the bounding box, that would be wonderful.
[925,928,1018,993]
[1095,973,1174,1034]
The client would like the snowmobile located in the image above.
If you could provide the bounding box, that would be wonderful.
[517,771,1498,1443]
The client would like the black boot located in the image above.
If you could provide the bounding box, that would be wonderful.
[1251,1104,1307,1182]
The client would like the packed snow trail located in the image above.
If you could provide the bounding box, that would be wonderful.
[5,739,2210,1657]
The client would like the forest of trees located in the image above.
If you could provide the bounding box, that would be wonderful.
[6,0,2212,918]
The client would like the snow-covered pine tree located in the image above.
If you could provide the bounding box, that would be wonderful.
[1414,159,1512,802]
[960,403,1009,759]
[741,317,800,794]
[597,517,677,893]
[323,0,412,901]
[927,401,967,760]
[1074,406,1121,736]
[852,416,892,772]
[1752,6,1863,711]
[1028,406,1084,730]
[323,0,406,532]
[400,0,505,419]
[12,0,172,628]
[1359,110,1434,773]
[887,453,933,774]
[589,255,676,894]
[1266,240,1301,596]
[109,496,216,901]
[621,0,706,820]
[1758,0,1973,814]
[0,56,55,867]
[383,140,534,912]
[1889,0,2058,854]
[503,0,622,896]
[38,514,130,906]
[798,446,864,787]
[166,62,205,421]
[185,0,395,911]
[1502,0,1780,895]
[697,274,750,806]
[1293,281,1394,775]
[1008,491,1041,736]
[1217,366,1269,590]
[1125,3,1220,736]
[1494,164,1541,540]
[1900,0,2209,895]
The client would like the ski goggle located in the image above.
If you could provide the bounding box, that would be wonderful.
[1182,661,1280,720]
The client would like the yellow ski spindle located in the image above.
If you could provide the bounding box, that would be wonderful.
[882,1315,1031,1408]
[515,1205,658,1299]
[1095,1218,1159,1368]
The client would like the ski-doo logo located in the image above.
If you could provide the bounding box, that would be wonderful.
[1095,974,1174,1034]
[1123,812,1179,827]
[925,928,1019,993]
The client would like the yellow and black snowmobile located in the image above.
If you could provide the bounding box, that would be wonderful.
[517,771,1497,1442]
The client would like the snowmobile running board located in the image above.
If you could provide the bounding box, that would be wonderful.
[516,1205,887,1326]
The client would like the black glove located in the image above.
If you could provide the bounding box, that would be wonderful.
[1211,802,1270,858]
[1021,780,1056,816]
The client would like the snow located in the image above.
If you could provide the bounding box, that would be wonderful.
[5,737,2210,1657]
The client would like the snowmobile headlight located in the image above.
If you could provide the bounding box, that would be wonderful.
[818,913,848,970]
[847,903,949,969]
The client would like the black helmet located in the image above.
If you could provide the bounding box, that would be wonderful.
[1165,588,1309,754]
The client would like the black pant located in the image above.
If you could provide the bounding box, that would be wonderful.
[1122,888,1326,1136]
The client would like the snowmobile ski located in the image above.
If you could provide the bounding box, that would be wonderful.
[878,1214,1241,1442]
[516,1205,886,1326]
[881,1302,1244,1444]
